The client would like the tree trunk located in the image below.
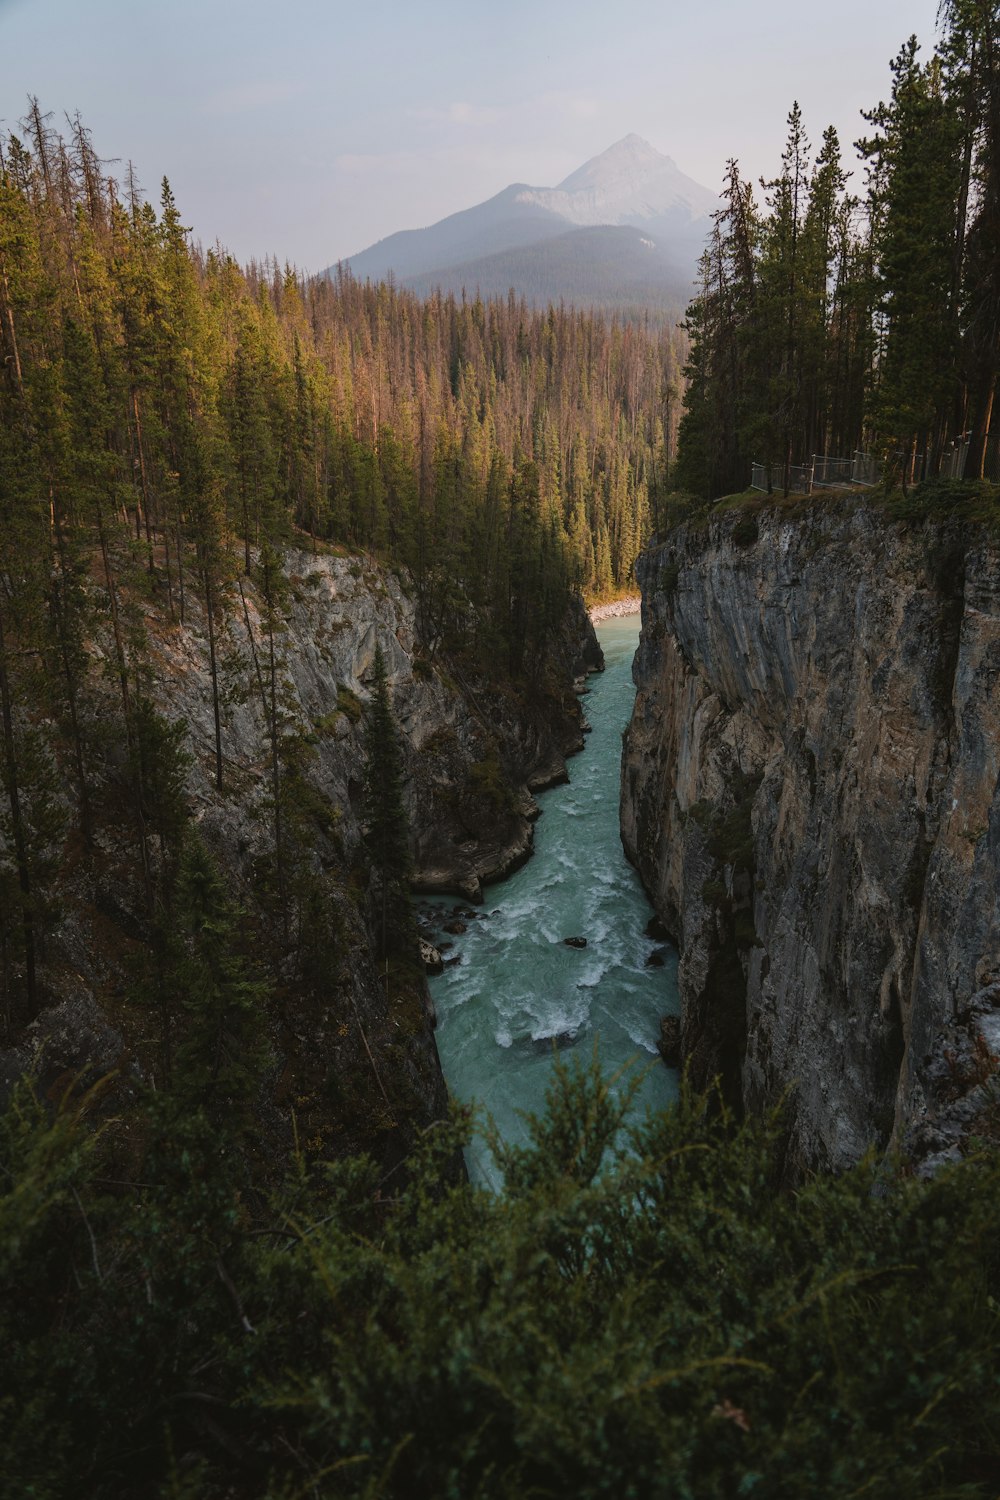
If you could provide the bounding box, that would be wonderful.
[0,600,37,1016]
[203,563,224,793]
[966,366,996,478]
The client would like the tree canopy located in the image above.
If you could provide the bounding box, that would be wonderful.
[676,8,999,497]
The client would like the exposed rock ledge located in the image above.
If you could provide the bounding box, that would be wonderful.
[622,503,1000,1174]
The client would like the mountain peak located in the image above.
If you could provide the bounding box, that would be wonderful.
[557,134,673,192]
[514,137,717,230]
[337,137,715,299]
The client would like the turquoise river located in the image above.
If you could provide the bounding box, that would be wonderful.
[425,616,680,1187]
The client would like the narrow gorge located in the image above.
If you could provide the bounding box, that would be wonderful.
[423,616,678,1187]
[622,498,1000,1173]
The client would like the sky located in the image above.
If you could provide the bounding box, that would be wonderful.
[1,0,943,273]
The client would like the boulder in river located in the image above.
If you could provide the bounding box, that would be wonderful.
[420,939,444,976]
[645,914,670,942]
[443,920,467,936]
[510,1030,580,1054]
[531,1030,580,1053]
[645,948,668,968]
[563,936,588,949]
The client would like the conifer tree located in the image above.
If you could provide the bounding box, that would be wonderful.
[859,37,965,482]
[362,643,414,959]
[252,541,293,938]
[170,832,269,1121]
[940,0,1000,476]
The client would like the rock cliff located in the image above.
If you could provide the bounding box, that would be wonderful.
[1,546,600,1171]
[621,501,1000,1172]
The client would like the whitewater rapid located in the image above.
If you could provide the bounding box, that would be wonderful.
[424,617,680,1187]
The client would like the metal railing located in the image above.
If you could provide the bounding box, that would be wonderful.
[750,451,881,495]
[811,455,854,487]
[850,450,881,486]
[752,439,998,493]
[942,433,1000,482]
[750,462,770,492]
[944,433,971,480]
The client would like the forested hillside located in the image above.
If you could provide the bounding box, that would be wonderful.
[0,101,680,1037]
[676,0,999,498]
[0,101,681,626]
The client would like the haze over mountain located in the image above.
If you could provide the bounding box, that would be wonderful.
[327,136,717,313]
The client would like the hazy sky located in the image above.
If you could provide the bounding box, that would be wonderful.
[2,0,943,272]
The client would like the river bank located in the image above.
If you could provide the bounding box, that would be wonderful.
[587,594,642,623]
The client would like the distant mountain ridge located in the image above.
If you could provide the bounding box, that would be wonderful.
[326,136,716,313]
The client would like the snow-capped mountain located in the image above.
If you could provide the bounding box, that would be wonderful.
[516,134,718,230]
[327,137,716,313]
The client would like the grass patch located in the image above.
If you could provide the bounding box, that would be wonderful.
[654,478,1000,555]
[336,684,363,723]
[884,476,1000,528]
[467,751,515,815]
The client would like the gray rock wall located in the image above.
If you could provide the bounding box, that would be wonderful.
[621,504,1000,1171]
[1,547,600,1168]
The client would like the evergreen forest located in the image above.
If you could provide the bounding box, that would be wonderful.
[0,95,679,1062]
[676,0,1000,498]
[5,1055,1000,1497]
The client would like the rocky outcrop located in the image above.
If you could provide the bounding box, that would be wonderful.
[622,502,1000,1172]
[405,591,603,900]
[144,553,598,905]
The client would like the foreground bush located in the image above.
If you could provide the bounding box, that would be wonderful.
[2,1057,999,1497]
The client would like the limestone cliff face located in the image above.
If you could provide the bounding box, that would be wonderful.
[621,504,1000,1172]
[146,552,597,905]
[1,547,600,1169]
[407,592,603,901]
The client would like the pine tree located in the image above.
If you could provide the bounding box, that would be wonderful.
[362,643,414,959]
[170,832,270,1121]
[941,0,1000,477]
[859,38,965,483]
[759,103,812,493]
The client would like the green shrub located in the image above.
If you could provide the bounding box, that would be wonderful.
[659,559,681,598]
[336,683,363,722]
[3,1057,1000,1497]
[732,514,760,548]
[467,751,515,814]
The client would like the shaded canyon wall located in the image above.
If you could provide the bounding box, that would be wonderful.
[0,546,600,1171]
[621,504,1000,1171]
